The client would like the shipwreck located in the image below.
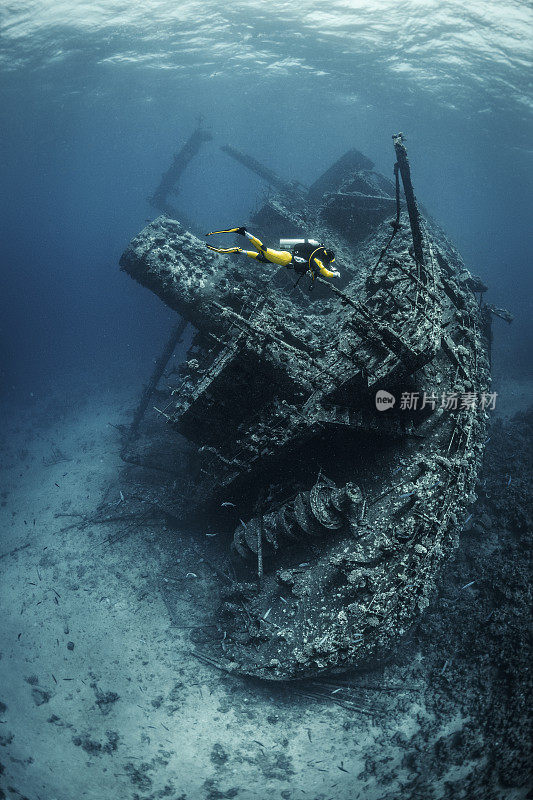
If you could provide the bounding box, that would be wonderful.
[119,130,498,680]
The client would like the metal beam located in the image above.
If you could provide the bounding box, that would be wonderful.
[392,133,425,266]
[150,126,212,212]
[220,144,302,197]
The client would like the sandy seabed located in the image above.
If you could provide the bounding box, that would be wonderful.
[0,376,531,800]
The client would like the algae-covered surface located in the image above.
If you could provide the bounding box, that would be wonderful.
[0,379,530,800]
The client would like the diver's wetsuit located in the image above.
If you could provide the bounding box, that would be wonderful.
[205,227,339,280]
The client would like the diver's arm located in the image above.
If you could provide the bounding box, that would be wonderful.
[313,257,340,278]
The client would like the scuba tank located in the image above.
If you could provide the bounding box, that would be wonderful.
[279,238,319,249]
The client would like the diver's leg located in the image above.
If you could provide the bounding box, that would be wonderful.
[206,244,261,259]
[205,227,269,253]
[206,245,244,254]
[205,227,246,236]
[205,228,292,267]
[243,230,265,251]
[242,231,293,267]
[262,248,294,267]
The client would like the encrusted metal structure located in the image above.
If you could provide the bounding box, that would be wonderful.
[120,135,492,680]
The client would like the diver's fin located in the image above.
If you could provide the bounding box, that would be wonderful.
[206,245,243,254]
[205,227,246,236]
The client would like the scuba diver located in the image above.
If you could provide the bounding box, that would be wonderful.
[205,227,340,281]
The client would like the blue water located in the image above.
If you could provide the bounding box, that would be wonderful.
[1,0,532,397]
